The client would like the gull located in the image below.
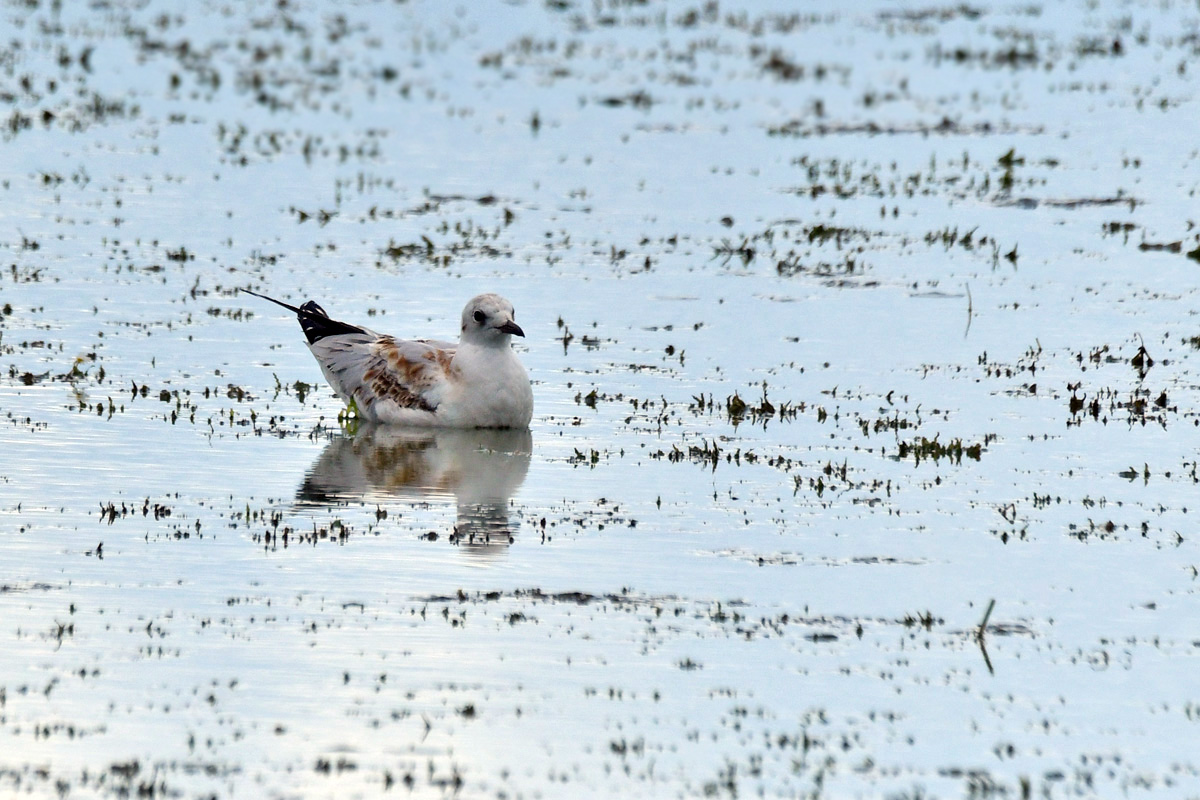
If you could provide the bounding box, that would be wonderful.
[242,289,533,428]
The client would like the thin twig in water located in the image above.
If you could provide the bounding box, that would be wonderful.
[976,597,995,640]
[976,598,996,675]
[964,282,973,338]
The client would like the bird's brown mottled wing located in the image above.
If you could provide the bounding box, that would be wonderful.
[307,333,456,418]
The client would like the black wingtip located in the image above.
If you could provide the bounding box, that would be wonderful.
[241,288,303,315]
[243,288,366,344]
[296,300,368,344]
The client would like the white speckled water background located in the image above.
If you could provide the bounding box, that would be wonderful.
[3,0,1200,796]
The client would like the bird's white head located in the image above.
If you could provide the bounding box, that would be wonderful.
[461,293,524,346]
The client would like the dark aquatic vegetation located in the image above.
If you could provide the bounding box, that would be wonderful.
[895,435,985,465]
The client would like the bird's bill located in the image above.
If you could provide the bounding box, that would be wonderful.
[497,320,525,337]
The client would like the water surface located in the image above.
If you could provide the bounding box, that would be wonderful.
[3,0,1200,797]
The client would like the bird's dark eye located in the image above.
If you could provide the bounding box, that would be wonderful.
[472,310,486,324]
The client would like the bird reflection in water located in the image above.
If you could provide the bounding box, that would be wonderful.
[297,427,532,558]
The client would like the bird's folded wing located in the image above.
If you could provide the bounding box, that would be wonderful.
[308,334,457,414]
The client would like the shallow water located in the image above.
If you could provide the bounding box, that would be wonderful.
[3,0,1200,797]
